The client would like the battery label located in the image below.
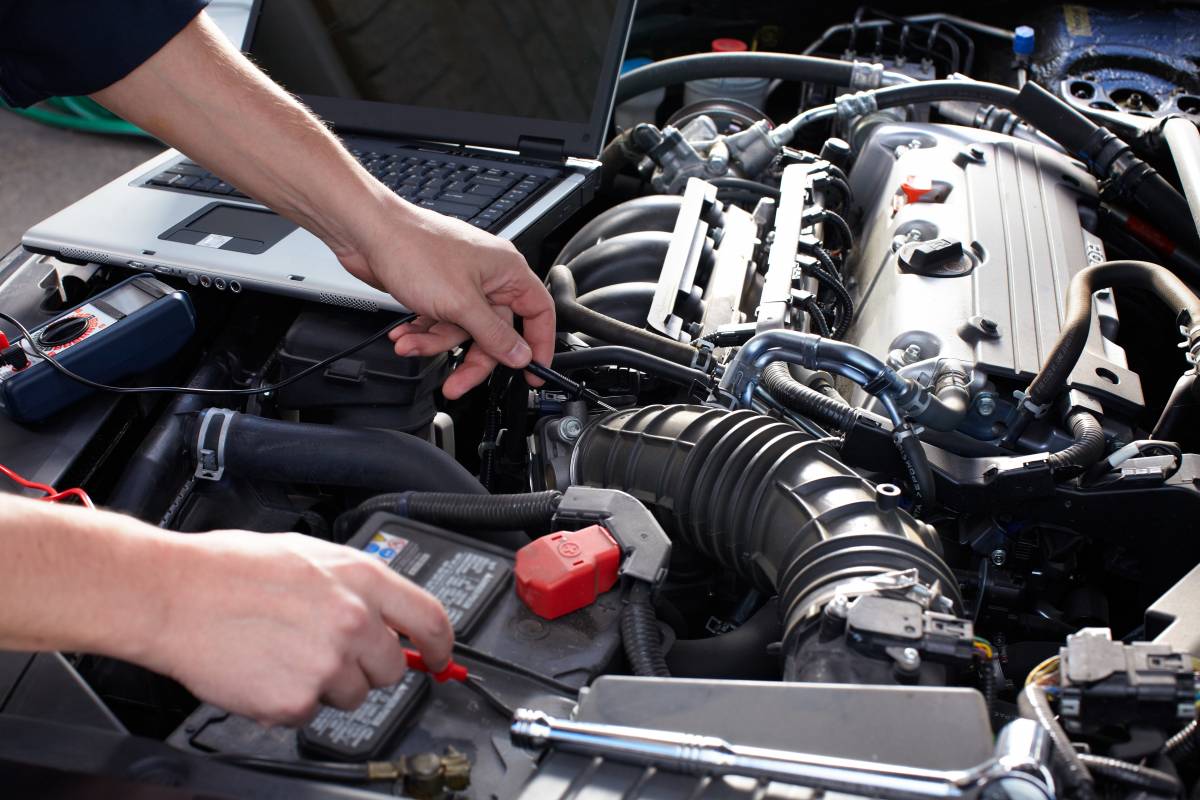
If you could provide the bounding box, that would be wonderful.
[299,671,427,760]
[361,523,510,637]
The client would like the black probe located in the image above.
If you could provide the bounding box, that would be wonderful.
[525,361,616,411]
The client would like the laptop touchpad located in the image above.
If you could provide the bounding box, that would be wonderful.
[159,203,297,254]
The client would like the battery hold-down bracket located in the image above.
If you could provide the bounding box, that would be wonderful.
[514,487,672,620]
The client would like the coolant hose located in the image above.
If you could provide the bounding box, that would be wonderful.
[187,411,484,495]
[572,404,959,679]
[616,52,891,104]
[333,490,561,548]
[556,195,686,265]
[1018,685,1095,800]
[109,356,234,520]
[760,362,858,431]
[547,265,697,366]
[1163,116,1200,242]
[552,346,711,387]
[621,583,670,677]
[1006,260,1200,443]
[1076,754,1182,796]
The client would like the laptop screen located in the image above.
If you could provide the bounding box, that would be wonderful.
[246,0,631,157]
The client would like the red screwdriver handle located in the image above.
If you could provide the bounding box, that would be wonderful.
[403,648,469,683]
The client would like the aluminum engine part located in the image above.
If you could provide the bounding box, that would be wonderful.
[841,122,1144,420]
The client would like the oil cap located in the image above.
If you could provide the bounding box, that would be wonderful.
[515,525,621,619]
[898,238,974,277]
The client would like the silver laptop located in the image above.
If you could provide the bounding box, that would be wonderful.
[23,0,636,313]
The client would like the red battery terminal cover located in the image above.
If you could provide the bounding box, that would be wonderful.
[514,525,621,619]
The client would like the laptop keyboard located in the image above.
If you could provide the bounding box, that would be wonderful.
[146,146,557,231]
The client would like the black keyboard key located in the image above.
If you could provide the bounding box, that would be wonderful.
[466,183,504,198]
[419,199,479,218]
[210,181,236,195]
[515,179,540,192]
[167,163,209,177]
[502,189,528,202]
[416,188,440,200]
[473,174,516,188]
[438,191,490,208]
[491,198,517,212]
[191,177,218,192]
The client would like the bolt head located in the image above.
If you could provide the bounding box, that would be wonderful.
[559,417,583,440]
[904,343,923,363]
[980,318,998,333]
[977,395,997,416]
[990,548,1007,567]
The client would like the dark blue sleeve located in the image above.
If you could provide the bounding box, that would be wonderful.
[0,0,210,108]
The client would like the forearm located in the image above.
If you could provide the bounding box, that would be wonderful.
[0,495,180,662]
[89,12,397,265]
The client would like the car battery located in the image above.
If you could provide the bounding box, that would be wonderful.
[0,275,195,423]
[169,515,622,794]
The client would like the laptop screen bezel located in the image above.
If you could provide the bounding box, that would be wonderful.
[239,0,635,160]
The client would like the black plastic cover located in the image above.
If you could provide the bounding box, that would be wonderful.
[275,310,446,431]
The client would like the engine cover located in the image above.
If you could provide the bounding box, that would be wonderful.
[842,122,1143,418]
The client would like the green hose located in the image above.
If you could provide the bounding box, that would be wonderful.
[3,96,154,138]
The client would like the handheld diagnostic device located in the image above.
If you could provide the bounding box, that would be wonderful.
[0,275,196,423]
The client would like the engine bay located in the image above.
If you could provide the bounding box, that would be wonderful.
[3,3,1200,798]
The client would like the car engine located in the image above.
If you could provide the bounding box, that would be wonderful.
[4,4,1200,799]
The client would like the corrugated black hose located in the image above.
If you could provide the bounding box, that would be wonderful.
[620,583,671,678]
[1045,411,1107,475]
[333,491,562,549]
[761,362,857,431]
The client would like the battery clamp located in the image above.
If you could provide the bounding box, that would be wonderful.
[0,275,196,423]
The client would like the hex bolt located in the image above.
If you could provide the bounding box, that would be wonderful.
[990,548,1007,567]
[555,417,583,443]
[827,594,850,619]
[979,318,998,334]
[897,647,921,671]
[977,395,997,417]
[904,343,923,364]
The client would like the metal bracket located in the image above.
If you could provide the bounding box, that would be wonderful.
[194,408,236,481]
[647,179,717,341]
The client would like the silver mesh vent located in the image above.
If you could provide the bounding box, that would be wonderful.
[317,292,378,312]
[57,247,113,265]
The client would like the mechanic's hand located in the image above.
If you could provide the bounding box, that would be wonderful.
[153,530,452,727]
[338,198,554,399]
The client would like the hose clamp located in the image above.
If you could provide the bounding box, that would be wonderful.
[848,61,885,91]
[194,408,236,481]
[835,91,879,127]
[1015,391,1051,419]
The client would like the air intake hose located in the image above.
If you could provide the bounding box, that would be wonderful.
[571,404,960,679]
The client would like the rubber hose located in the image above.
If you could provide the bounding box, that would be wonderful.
[897,430,937,516]
[1165,720,1198,764]
[547,265,697,366]
[572,404,958,679]
[761,362,858,430]
[556,195,685,265]
[666,599,780,679]
[1076,754,1182,796]
[1045,411,1107,473]
[108,356,233,519]
[553,346,710,387]
[617,52,862,104]
[621,583,670,677]
[1026,261,1200,409]
[1018,685,1095,800]
[188,411,484,495]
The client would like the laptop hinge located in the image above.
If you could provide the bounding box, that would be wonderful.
[518,135,566,162]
